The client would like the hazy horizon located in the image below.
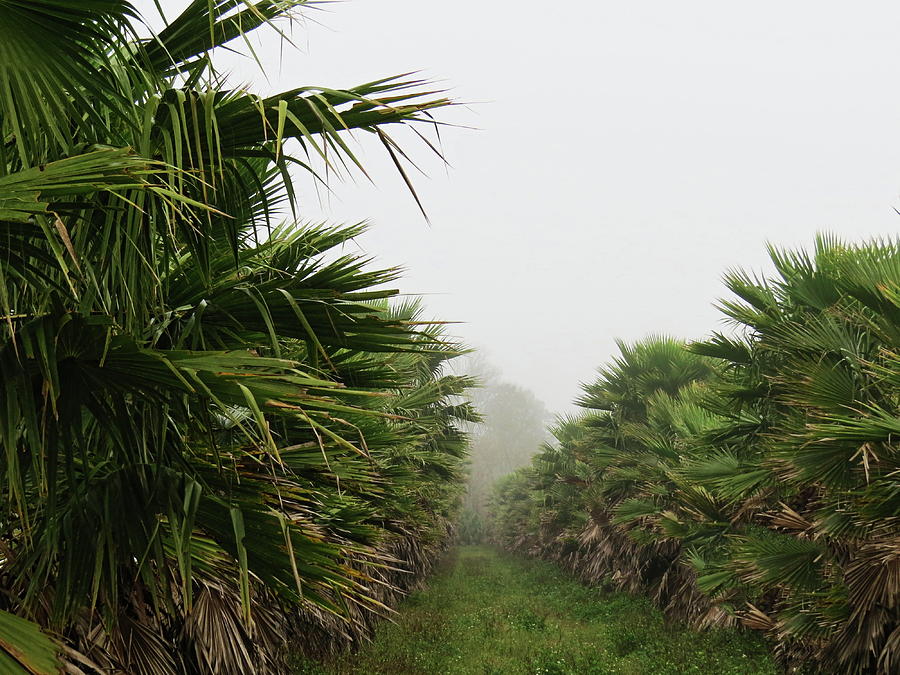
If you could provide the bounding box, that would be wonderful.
[142,0,900,413]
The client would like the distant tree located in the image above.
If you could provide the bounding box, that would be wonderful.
[459,356,551,542]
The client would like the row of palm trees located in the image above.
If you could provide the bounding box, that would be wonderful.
[492,236,900,674]
[0,1,473,673]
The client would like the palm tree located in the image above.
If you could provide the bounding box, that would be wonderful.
[1,1,469,672]
[492,338,722,619]
[687,236,900,673]
[492,237,900,674]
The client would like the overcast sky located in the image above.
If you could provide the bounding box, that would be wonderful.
[142,1,900,413]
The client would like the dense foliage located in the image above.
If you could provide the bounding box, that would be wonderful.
[492,237,900,674]
[0,1,473,672]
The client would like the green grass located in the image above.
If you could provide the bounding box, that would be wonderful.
[293,545,777,675]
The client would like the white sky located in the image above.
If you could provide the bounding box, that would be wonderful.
[142,1,900,413]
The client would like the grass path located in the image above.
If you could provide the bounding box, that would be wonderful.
[295,546,776,675]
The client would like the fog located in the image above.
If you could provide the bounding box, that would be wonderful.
[459,355,553,523]
[140,1,900,414]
